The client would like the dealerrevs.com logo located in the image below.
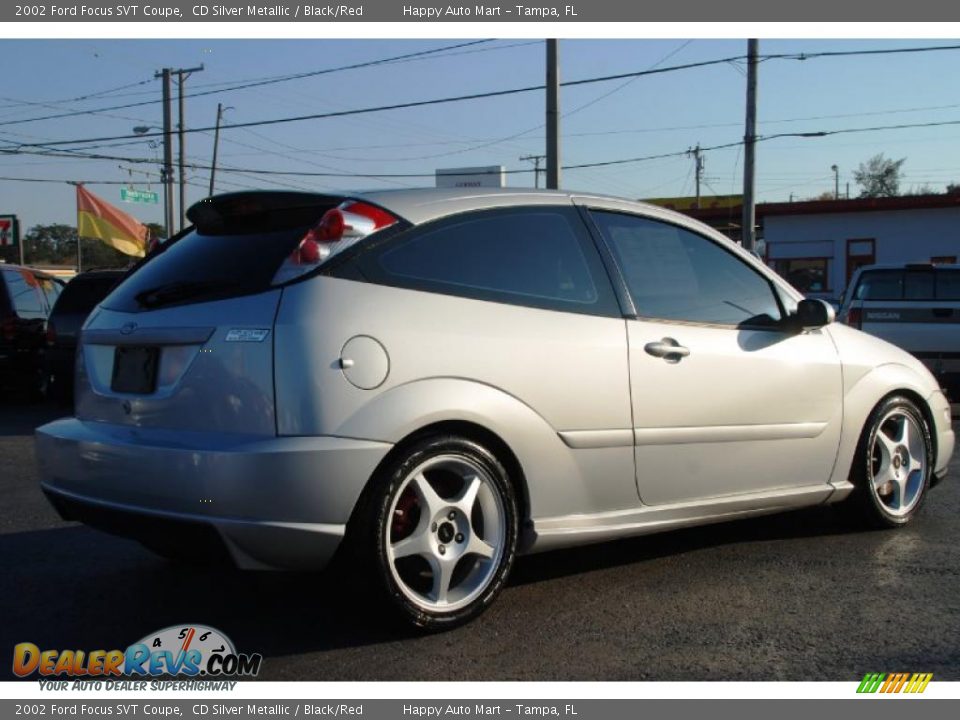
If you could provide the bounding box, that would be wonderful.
[13,625,262,679]
[857,672,933,694]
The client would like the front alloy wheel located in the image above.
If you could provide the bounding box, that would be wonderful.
[851,396,932,528]
[360,436,518,629]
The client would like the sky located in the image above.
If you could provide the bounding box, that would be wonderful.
[1,37,959,234]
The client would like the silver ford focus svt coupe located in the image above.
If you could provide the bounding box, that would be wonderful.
[36,189,954,628]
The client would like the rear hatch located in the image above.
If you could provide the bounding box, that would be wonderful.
[75,192,344,436]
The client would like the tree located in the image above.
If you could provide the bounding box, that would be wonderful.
[853,154,906,198]
[22,224,77,265]
[903,183,937,196]
[145,222,166,240]
[22,223,136,269]
[947,182,960,196]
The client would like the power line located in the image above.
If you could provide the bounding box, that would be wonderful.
[0,175,135,184]
[21,42,960,152]
[8,39,960,136]
[4,117,960,179]
[766,43,960,61]
[0,78,157,114]
[0,40,497,129]
[16,54,758,149]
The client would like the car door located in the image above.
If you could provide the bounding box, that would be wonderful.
[584,207,843,506]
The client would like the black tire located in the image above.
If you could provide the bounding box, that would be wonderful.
[347,434,519,631]
[847,395,932,529]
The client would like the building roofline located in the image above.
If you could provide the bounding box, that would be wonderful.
[684,192,960,221]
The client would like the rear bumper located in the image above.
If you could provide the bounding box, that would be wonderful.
[36,418,392,570]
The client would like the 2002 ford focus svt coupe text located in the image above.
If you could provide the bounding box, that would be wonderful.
[36,189,954,628]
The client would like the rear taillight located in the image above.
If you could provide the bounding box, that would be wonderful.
[844,307,863,329]
[273,200,398,284]
[1,316,15,341]
[46,320,57,346]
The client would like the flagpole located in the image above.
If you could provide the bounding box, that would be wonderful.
[73,182,82,273]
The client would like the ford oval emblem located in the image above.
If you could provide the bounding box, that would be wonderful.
[120,322,138,335]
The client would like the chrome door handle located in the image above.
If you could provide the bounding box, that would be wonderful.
[644,338,690,362]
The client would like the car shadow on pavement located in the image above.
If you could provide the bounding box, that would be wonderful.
[510,503,866,587]
[1,502,870,679]
[0,399,66,437]
[0,525,426,679]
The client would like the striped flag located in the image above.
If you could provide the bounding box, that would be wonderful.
[76,184,148,257]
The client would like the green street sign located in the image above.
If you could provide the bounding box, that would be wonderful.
[121,187,159,204]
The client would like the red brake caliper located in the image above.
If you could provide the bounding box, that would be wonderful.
[391,487,419,541]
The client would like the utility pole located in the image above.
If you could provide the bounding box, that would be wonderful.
[176,65,203,230]
[687,145,704,208]
[156,65,203,236]
[520,154,546,189]
[741,39,759,252]
[158,69,174,239]
[831,164,840,200]
[209,103,227,196]
[546,39,561,190]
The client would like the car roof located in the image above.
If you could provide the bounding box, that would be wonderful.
[69,269,126,281]
[354,187,667,225]
[0,264,60,280]
[854,263,960,272]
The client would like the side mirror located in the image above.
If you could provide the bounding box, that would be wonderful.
[795,298,835,330]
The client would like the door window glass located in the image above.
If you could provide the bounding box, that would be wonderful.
[591,212,783,326]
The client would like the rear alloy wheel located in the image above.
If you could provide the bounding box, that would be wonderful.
[362,436,518,629]
[850,396,932,528]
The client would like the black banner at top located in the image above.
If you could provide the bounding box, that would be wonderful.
[4,0,960,22]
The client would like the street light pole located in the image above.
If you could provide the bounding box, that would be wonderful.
[831,164,840,200]
[175,65,204,231]
[209,104,233,196]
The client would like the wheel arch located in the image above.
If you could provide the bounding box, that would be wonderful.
[362,419,531,528]
[831,363,940,489]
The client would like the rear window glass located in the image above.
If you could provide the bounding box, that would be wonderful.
[855,269,960,301]
[855,271,903,300]
[39,277,62,308]
[54,276,122,315]
[936,270,960,300]
[102,226,312,312]
[2,269,46,319]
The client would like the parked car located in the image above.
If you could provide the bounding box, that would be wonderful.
[36,190,955,629]
[45,269,126,403]
[1,264,62,398]
[839,263,960,400]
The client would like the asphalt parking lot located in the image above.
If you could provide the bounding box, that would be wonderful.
[3,398,959,681]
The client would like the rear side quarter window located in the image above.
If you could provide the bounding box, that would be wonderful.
[356,206,621,317]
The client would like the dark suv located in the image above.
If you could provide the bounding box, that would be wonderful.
[0,264,63,397]
[46,269,125,402]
